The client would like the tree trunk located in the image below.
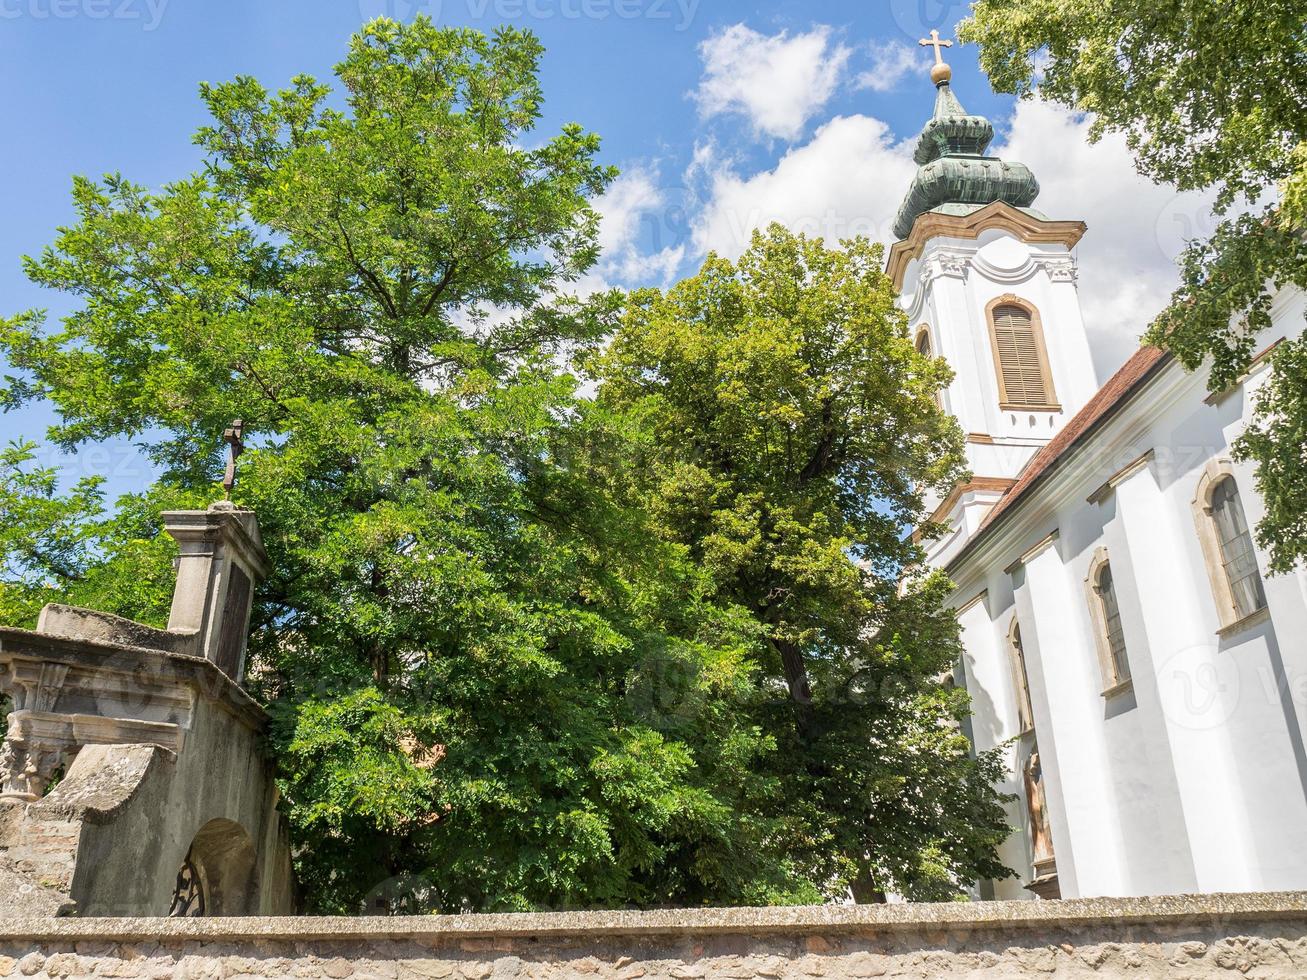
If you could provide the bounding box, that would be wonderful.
[850,869,887,904]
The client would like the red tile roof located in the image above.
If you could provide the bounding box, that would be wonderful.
[948,345,1172,569]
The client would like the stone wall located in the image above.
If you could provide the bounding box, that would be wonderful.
[3,893,1307,978]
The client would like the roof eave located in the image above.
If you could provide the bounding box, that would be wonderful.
[944,348,1175,578]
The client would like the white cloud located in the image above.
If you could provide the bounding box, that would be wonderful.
[578,167,687,295]
[686,87,1217,381]
[694,24,851,141]
[595,167,662,257]
[994,101,1217,377]
[856,41,922,93]
[691,114,916,258]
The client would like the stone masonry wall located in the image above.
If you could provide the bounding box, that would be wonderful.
[3,893,1307,979]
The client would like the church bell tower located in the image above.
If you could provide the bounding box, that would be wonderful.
[889,34,1100,565]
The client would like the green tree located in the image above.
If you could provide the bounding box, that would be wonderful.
[961,0,1307,571]
[0,442,107,626]
[585,228,1013,901]
[0,443,187,627]
[0,20,1013,910]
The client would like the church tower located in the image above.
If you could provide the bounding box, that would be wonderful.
[889,35,1100,565]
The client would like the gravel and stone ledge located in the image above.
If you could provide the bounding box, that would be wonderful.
[2,892,1307,978]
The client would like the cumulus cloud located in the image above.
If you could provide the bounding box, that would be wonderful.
[694,24,851,141]
[994,101,1217,377]
[691,114,916,258]
[579,166,686,295]
[595,167,664,257]
[685,88,1215,379]
[856,41,923,93]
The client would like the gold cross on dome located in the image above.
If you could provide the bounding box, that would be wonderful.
[919,29,953,65]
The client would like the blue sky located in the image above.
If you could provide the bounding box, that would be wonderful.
[0,0,1213,501]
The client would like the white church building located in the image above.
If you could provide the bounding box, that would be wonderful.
[894,48,1307,900]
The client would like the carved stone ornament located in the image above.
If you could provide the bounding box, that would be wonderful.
[0,727,69,802]
[1039,257,1078,283]
[919,250,971,285]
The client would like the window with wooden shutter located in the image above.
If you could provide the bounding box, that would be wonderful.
[916,326,943,408]
[987,300,1058,410]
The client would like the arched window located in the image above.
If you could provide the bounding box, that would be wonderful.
[915,325,942,408]
[1211,478,1267,619]
[1193,462,1268,630]
[987,298,1058,410]
[1008,617,1035,734]
[1085,548,1131,691]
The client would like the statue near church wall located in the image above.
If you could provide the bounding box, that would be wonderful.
[1022,747,1060,898]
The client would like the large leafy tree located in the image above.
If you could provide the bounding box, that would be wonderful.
[585,228,1013,901]
[0,19,1013,910]
[961,0,1307,571]
[0,444,189,627]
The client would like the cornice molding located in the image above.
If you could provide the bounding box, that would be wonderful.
[954,589,989,616]
[926,476,1018,529]
[945,356,1196,593]
[1003,529,1060,575]
[887,202,1087,291]
[1086,449,1156,504]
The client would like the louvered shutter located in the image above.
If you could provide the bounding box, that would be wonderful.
[992,305,1051,406]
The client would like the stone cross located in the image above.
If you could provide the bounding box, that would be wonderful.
[222,420,244,499]
[919,29,953,65]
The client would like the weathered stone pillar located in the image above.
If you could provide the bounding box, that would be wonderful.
[163,502,269,684]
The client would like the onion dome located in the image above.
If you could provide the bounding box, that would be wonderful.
[891,43,1040,241]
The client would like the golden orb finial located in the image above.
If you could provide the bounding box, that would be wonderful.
[919,29,954,87]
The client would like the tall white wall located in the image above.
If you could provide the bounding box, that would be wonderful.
[956,594,1030,900]
[943,284,1307,899]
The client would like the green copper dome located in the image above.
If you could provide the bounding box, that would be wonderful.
[892,80,1039,240]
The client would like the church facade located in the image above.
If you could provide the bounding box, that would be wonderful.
[896,50,1307,901]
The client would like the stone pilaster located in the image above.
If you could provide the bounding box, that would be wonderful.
[163,502,269,683]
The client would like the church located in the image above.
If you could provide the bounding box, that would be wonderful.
[897,39,1307,901]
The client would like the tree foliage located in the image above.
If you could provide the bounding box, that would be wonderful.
[962,0,1307,571]
[0,443,187,627]
[0,18,1012,911]
[586,228,1011,899]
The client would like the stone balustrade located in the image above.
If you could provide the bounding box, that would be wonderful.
[2,892,1306,977]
